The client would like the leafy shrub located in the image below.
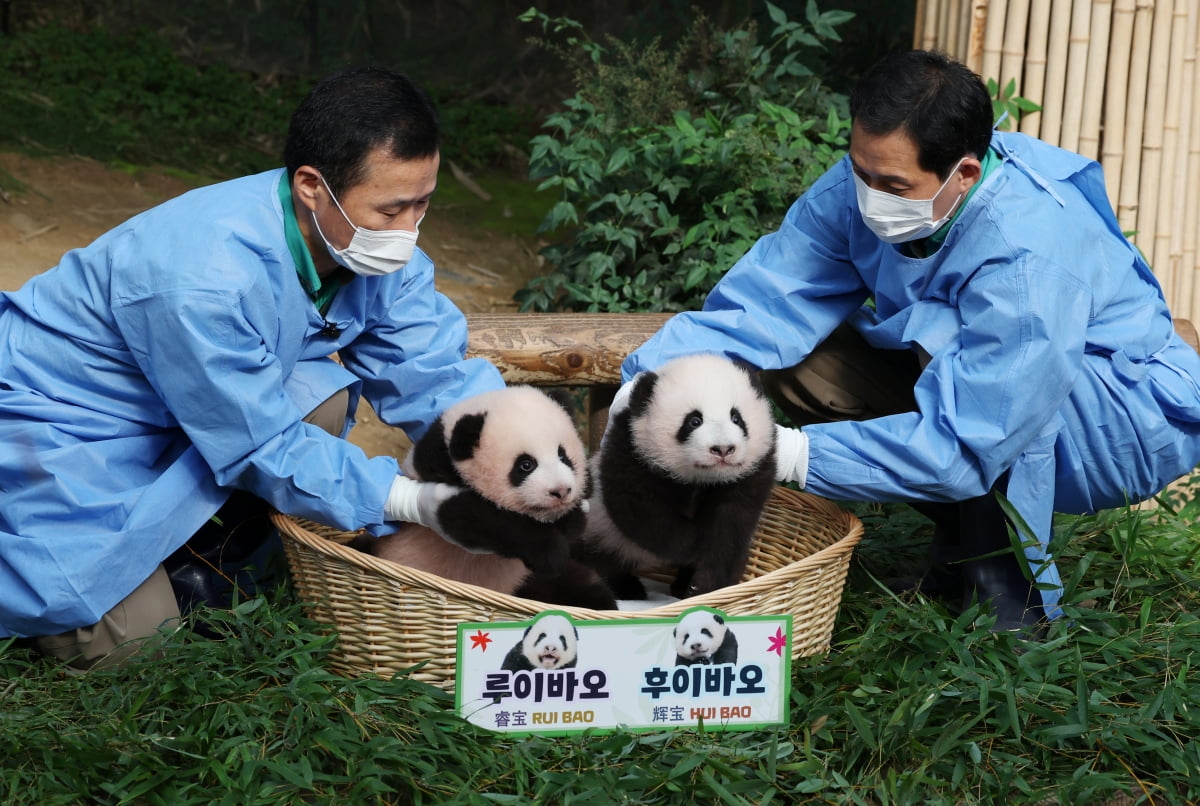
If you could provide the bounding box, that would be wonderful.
[988,77,1042,131]
[516,1,854,313]
[0,23,309,176]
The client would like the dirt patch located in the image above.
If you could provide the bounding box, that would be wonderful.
[0,151,538,459]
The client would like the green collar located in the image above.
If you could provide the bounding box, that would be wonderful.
[906,146,1001,257]
[277,172,344,314]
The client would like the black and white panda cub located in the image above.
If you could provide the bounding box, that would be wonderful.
[362,386,617,610]
[673,610,738,666]
[501,613,579,671]
[581,353,777,600]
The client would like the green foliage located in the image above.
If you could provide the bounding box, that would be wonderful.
[515,2,853,313]
[0,23,532,179]
[5,477,1199,804]
[0,23,309,177]
[425,85,542,172]
[987,77,1042,132]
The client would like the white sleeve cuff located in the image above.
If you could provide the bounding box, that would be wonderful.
[774,424,810,488]
[383,475,422,524]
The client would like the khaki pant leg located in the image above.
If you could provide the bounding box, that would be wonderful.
[303,386,350,436]
[32,565,180,672]
[761,323,924,426]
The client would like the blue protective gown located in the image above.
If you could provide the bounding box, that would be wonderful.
[0,168,504,636]
[626,131,1200,616]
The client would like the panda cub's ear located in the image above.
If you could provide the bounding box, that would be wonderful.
[730,360,768,396]
[543,388,576,417]
[627,371,659,416]
[449,412,487,462]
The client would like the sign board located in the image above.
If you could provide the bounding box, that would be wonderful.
[455,607,791,735]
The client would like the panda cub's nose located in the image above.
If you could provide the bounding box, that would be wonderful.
[548,485,572,500]
[710,444,736,458]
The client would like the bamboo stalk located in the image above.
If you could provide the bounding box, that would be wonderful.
[1039,0,1076,145]
[1020,0,1053,137]
[1137,0,1175,273]
[968,0,991,73]
[1184,5,1200,321]
[936,0,951,52]
[1154,0,1191,301]
[914,0,929,48]
[1117,0,1156,235]
[1078,1,1112,162]
[981,0,1008,90]
[1101,0,1137,206]
[1171,2,1198,318]
[946,0,963,55]
[1000,0,1032,123]
[1059,0,1094,152]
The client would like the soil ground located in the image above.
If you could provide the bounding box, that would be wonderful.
[0,151,541,459]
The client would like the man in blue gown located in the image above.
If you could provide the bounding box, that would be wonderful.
[623,50,1200,632]
[0,67,504,667]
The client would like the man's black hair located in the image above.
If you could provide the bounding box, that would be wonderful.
[284,66,440,196]
[849,50,993,179]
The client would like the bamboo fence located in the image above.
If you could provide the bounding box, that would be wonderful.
[914,0,1200,323]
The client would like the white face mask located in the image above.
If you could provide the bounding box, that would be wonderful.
[312,175,422,276]
[854,158,965,244]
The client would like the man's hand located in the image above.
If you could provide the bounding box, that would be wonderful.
[774,424,809,486]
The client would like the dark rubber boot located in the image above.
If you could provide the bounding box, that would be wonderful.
[886,502,966,602]
[163,491,284,630]
[958,492,1044,635]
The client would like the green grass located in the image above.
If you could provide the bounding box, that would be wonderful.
[3,18,1198,806]
[4,478,1198,805]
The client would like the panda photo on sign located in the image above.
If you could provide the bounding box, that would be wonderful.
[501,613,580,671]
[673,609,738,666]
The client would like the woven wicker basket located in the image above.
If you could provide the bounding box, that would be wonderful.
[273,486,862,689]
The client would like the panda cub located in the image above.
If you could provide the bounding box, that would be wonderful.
[501,613,579,671]
[673,610,738,666]
[363,386,617,610]
[581,353,776,600]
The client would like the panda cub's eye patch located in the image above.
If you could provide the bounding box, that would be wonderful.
[558,445,574,469]
[730,407,748,435]
[677,410,704,442]
[510,453,538,486]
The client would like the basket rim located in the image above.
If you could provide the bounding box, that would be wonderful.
[273,486,863,619]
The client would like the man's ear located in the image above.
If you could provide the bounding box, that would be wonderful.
[957,157,982,191]
[292,165,323,213]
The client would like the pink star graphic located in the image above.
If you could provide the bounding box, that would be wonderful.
[469,630,493,651]
[767,626,788,656]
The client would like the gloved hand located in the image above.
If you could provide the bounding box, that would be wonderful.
[383,475,459,535]
[774,424,810,487]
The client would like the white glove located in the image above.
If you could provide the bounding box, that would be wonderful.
[384,475,458,531]
[774,424,810,487]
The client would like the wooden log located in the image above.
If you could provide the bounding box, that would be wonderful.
[465,312,671,386]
